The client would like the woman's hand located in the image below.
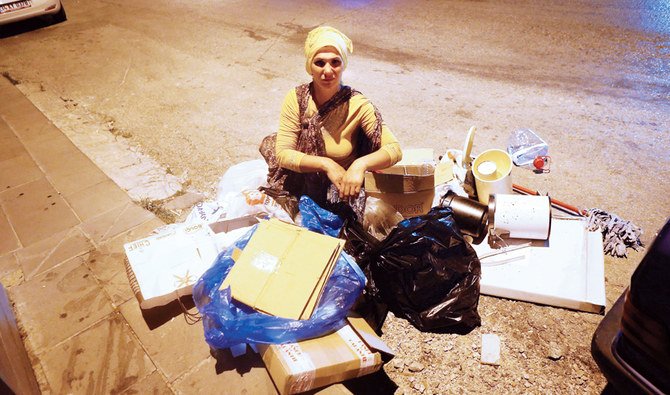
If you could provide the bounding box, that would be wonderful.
[339,159,367,199]
[321,157,347,190]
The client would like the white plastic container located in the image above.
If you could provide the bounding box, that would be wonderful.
[472,149,513,204]
[488,194,552,240]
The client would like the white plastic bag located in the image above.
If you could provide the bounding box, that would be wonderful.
[224,189,293,223]
[216,160,268,203]
[184,200,226,224]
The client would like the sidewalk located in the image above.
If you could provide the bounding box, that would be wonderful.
[0,76,335,394]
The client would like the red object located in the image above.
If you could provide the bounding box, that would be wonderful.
[533,156,545,169]
[512,183,587,216]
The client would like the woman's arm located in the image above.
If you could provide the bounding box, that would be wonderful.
[275,89,307,171]
[339,148,394,198]
[337,99,403,198]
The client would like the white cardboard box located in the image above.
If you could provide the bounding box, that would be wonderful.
[124,215,260,309]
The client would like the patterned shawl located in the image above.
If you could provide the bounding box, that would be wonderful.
[259,83,383,220]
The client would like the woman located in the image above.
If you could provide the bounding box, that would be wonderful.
[260,26,402,219]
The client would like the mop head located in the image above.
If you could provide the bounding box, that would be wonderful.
[586,208,644,258]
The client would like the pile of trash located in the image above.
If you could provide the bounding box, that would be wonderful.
[122,127,643,394]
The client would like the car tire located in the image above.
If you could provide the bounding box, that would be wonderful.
[52,3,67,23]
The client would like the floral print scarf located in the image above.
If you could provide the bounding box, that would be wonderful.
[259,82,383,220]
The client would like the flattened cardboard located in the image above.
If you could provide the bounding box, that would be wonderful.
[259,317,394,395]
[221,219,344,320]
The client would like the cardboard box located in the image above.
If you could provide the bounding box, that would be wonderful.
[259,317,394,394]
[221,219,344,320]
[366,189,435,219]
[365,149,453,218]
[123,214,260,310]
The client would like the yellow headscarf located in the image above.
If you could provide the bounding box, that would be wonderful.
[304,26,354,75]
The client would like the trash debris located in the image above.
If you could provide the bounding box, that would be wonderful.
[473,218,606,314]
[481,334,501,365]
[344,206,482,333]
[472,149,513,204]
[586,208,644,258]
[192,197,366,349]
[123,216,259,310]
[363,196,404,241]
[547,341,564,361]
[257,316,394,395]
[506,128,549,170]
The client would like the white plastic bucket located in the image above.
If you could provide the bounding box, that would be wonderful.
[472,149,513,204]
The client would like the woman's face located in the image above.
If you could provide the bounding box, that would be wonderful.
[310,47,343,91]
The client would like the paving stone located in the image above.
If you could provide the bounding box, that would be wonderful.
[0,100,59,142]
[119,371,173,394]
[170,354,276,394]
[0,253,21,288]
[38,312,156,394]
[0,119,24,162]
[64,179,131,222]
[43,153,109,197]
[81,201,154,245]
[86,217,164,307]
[15,226,94,281]
[119,298,210,381]
[0,152,43,191]
[0,77,24,105]
[10,256,114,353]
[0,177,80,247]
[22,127,80,167]
[0,208,20,255]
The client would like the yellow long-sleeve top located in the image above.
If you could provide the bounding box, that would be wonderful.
[275,88,402,172]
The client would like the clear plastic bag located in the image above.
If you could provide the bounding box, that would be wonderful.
[507,128,549,168]
[192,196,365,349]
[363,196,404,241]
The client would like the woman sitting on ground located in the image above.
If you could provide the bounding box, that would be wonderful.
[260,26,402,219]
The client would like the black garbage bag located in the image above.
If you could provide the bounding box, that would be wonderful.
[343,206,482,333]
[341,218,389,334]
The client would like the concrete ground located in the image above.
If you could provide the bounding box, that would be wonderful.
[0,0,669,393]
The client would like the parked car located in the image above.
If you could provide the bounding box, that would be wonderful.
[591,217,670,394]
[0,0,66,26]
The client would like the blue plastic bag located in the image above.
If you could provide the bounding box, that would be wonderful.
[192,196,365,350]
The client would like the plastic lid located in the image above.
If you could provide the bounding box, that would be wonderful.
[478,161,497,177]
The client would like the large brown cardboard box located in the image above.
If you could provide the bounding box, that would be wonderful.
[259,317,394,394]
[365,149,452,218]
